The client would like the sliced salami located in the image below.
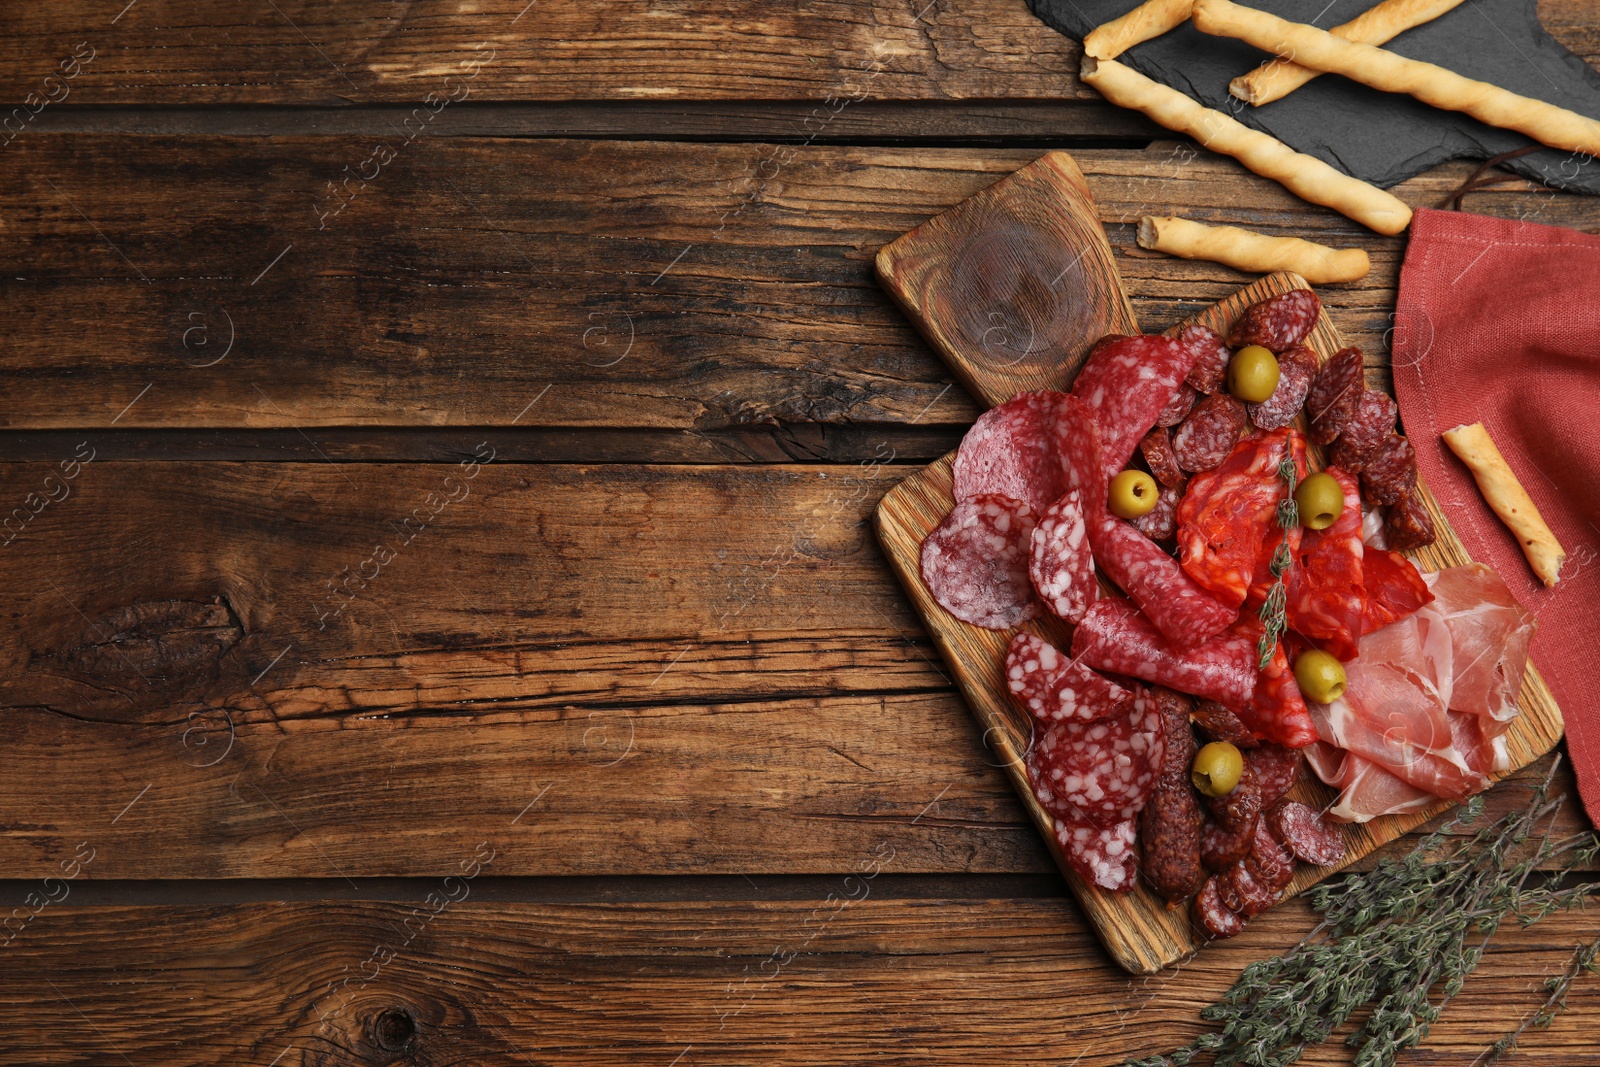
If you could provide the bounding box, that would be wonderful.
[1286,466,1365,662]
[1269,800,1347,866]
[1072,334,1199,481]
[1246,343,1317,431]
[1362,547,1434,635]
[1192,700,1258,748]
[1177,428,1305,611]
[1133,483,1181,543]
[919,494,1039,630]
[1227,289,1320,352]
[1089,516,1238,649]
[1330,389,1397,472]
[1194,874,1246,938]
[1306,346,1364,445]
[1056,815,1140,892]
[952,391,1071,515]
[1179,323,1231,395]
[1028,490,1097,624]
[1156,382,1198,427]
[1248,743,1303,809]
[1228,625,1317,749]
[1359,434,1419,506]
[1204,760,1262,833]
[1005,632,1132,724]
[1384,490,1437,552]
[1139,688,1205,904]
[1052,392,1109,506]
[1139,426,1188,490]
[1172,393,1248,474]
[1027,695,1163,829]
[1200,812,1258,871]
[1246,819,1295,892]
[1226,860,1281,917]
[1071,598,1257,708]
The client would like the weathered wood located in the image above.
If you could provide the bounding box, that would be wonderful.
[5,893,1598,1065]
[0,0,1592,106]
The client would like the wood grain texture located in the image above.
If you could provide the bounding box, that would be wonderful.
[5,894,1598,1066]
[875,258,1563,971]
[876,150,1139,406]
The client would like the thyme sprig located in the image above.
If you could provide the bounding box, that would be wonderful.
[1256,454,1298,670]
[1127,761,1600,1067]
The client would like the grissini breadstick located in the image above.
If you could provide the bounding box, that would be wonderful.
[1084,0,1194,60]
[1442,422,1566,587]
[1230,0,1465,105]
[1136,216,1371,283]
[1079,57,1413,234]
[1194,0,1600,157]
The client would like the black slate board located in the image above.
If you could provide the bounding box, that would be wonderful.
[1029,0,1600,194]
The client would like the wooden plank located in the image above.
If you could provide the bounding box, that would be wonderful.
[8,138,1600,435]
[1,0,1593,106]
[5,893,1597,1065]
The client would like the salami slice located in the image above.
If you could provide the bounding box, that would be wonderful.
[1228,626,1317,749]
[1226,860,1281,917]
[1306,346,1364,445]
[1005,632,1132,724]
[1090,516,1238,648]
[1362,547,1434,634]
[1140,426,1187,490]
[920,494,1039,630]
[1156,382,1198,427]
[1246,819,1295,892]
[1140,688,1206,904]
[1052,392,1108,506]
[1359,434,1418,506]
[1071,598,1257,708]
[1248,743,1303,809]
[1133,483,1181,543]
[952,391,1072,515]
[1177,428,1305,611]
[1200,812,1258,871]
[1179,323,1231,395]
[1027,695,1163,829]
[1246,343,1317,431]
[1269,799,1347,866]
[1172,394,1248,473]
[1056,815,1140,892]
[1203,760,1261,833]
[1227,289,1320,352]
[1330,389,1397,472]
[1194,874,1246,938]
[1029,490,1097,624]
[1192,700,1258,748]
[1072,334,1199,481]
[1286,467,1364,662]
[1384,490,1437,552]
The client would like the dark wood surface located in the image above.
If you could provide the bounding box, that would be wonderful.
[2,1,1597,1062]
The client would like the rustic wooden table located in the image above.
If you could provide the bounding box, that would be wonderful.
[3,3,1597,1064]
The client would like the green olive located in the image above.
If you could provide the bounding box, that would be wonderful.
[1227,344,1281,403]
[1294,649,1348,704]
[1295,471,1346,531]
[1108,469,1159,520]
[1192,741,1244,798]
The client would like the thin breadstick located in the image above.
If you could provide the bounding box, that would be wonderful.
[1194,0,1600,157]
[1136,216,1371,282]
[1079,57,1413,234]
[1442,422,1566,587]
[1231,0,1465,105]
[1084,0,1194,60]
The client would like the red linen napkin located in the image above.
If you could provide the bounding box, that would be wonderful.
[1392,207,1600,827]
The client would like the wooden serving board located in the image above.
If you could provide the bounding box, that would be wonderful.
[872,151,1565,974]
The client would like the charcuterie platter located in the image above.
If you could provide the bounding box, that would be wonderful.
[872,151,1564,974]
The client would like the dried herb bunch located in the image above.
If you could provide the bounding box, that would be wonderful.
[1129,762,1600,1067]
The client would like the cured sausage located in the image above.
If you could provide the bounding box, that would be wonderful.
[1133,483,1181,543]
[1157,382,1199,427]
[1384,490,1437,552]
[1192,700,1258,748]
[952,391,1072,515]
[1248,743,1303,809]
[920,494,1039,630]
[1005,632,1133,724]
[1177,428,1305,611]
[1286,467,1364,661]
[1172,394,1248,473]
[1027,696,1164,829]
[1072,598,1257,708]
[1139,426,1188,490]
[1179,323,1231,395]
[1072,334,1199,482]
[1204,760,1262,833]
[1329,389,1397,472]
[1139,688,1206,904]
[1090,516,1238,649]
[1052,391,1109,506]
[1246,343,1317,431]
[1056,816,1140,892]
[1306,346,1364,445]
[1269,799,1347,866]
[1194,874,1246,938]
[1359,434,1419,506]
[1226,289,1320,352]
[1200,812,1258,871]
[1028,490,1097,624]
[1226,860,1281,917]
[1245,819,1295,892]
[1229,624,1318,749]
[1362,547,1434,634]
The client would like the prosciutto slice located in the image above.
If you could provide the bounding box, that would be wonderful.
[1424,564,1535,724]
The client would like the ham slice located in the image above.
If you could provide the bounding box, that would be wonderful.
[1424,564,1535,724]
